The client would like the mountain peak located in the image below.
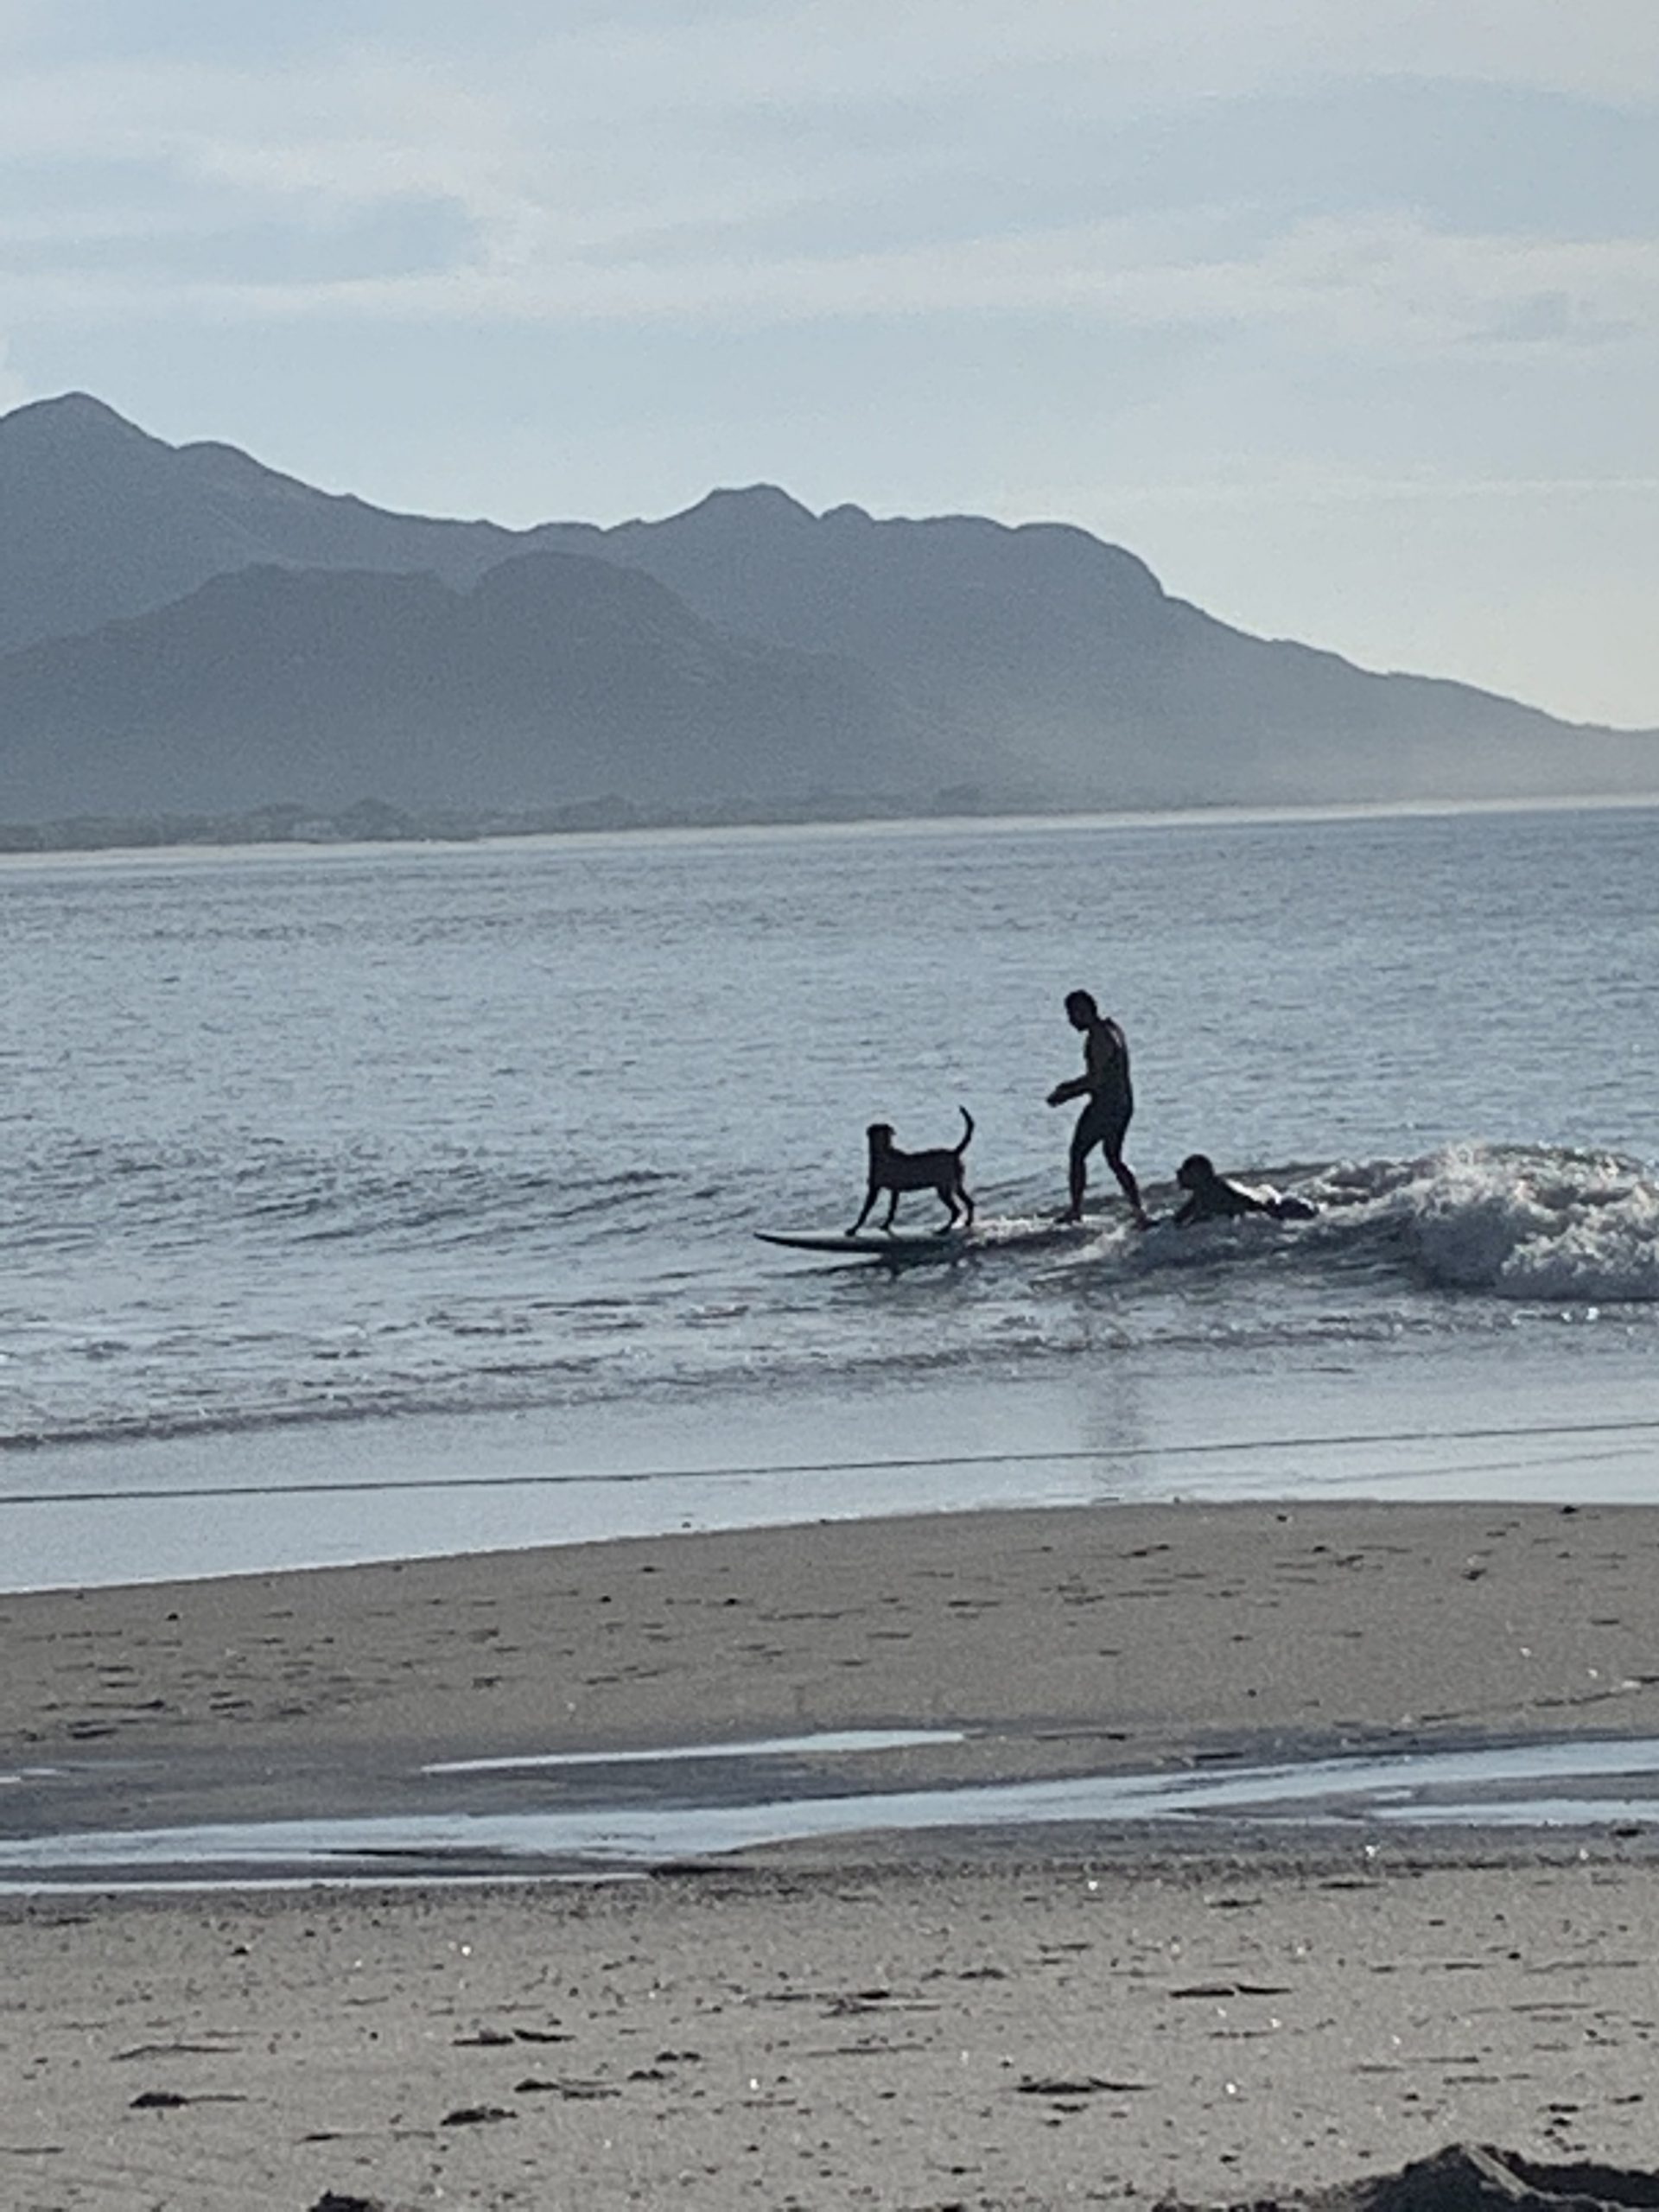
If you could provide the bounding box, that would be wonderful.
[2,391,157,446]
[671,484,818,529]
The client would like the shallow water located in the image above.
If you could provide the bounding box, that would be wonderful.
[6,1732,1659,1890]
[2,806,1656,1586]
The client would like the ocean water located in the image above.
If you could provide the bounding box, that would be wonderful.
[3,805,1656,1587]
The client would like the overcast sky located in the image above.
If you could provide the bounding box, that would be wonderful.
[2,0,1655,726]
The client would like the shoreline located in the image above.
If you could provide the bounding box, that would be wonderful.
[6,788,1655,868]
[10,1352,1659,1596]
[10,1497,1659,2206]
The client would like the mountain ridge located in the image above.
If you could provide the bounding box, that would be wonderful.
[0,548,911,821]
[0,391,1653,829]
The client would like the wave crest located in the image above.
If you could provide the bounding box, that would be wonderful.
[1334,1146,1659,1303]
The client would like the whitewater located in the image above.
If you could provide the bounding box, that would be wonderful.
[2,804,1655,1587]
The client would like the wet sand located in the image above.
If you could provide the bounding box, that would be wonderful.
[7,1498,1659,2206]
[9,1498,1659,1773]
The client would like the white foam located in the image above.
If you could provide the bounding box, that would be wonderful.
[1349,1146,1659,1303]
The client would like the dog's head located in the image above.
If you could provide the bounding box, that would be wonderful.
[866,1122,895,1155]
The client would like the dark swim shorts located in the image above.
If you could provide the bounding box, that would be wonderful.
[1075,1093,1132,1154]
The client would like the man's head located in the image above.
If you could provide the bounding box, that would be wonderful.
[1064,989,1097,1030]
[1176,1154,1217,1192]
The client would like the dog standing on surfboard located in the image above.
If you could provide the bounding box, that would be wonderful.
[847,1109,976,1235]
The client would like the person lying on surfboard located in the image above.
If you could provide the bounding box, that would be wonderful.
[1172,1153,1317,1226]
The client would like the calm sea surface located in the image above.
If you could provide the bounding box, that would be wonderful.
[3,806,1656,1587]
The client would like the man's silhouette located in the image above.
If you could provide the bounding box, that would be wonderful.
[1046,988,1149,1227]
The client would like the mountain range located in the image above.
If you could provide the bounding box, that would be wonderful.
[1,391,1653,830]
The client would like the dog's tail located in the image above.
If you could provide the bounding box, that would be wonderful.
[955,1105,975,1155]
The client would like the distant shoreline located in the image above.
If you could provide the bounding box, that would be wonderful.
[3,785,1657,866]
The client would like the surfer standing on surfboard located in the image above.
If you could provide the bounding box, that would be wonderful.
[1046,989,1151,1229]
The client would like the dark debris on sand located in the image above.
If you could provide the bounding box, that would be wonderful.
[308,2193,423,2212]
[1168,2144,1659,2212]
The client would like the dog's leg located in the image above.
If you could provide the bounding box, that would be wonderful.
[848,1183,879,1236]
[881,1190,901,1230]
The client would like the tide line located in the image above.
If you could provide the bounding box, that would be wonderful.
[2,1414,1657,1509]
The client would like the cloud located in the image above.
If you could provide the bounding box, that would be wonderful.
[1095,0,1659,107]
[1467,289,1639,348]
[7,197,1656,381]
[1,10,1655,362]
[1183,216,1659,357]
[2,4,1655,248]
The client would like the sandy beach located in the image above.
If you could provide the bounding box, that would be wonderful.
[7,1498,1659,2208]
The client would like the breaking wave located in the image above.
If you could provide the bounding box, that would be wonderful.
[1017,1143,1657,1307]
[1308,1145,1659,1303]
[2,1141,1654,1463]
